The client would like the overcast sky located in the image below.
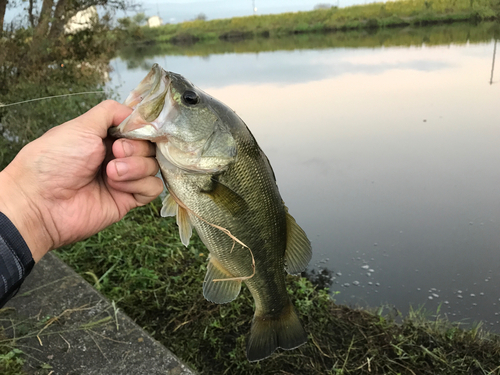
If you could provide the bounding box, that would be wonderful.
[5,0,371,25]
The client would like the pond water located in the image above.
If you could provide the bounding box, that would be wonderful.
[109,27,500,331]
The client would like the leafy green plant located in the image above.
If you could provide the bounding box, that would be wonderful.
[0,342,25,375]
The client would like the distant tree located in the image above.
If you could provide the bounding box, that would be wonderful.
[195,12,206,21]
[0,0,7,35]
[132,12,147,26]
[314,3,332,10]
[27,0,36,28]
[0,0,133,40]
[117,12,147,38]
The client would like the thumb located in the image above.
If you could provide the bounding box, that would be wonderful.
[77,100,133,138]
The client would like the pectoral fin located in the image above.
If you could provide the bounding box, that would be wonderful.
[284,209,312,275]
[202,178,248,215]
[160,194,177,217]
[203,257,241,304]
[177,205,193,247]
[160,193,193,247]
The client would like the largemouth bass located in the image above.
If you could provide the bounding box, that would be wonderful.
[111,64,312,361]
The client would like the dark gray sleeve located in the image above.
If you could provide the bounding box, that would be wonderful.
[0,212,35,308]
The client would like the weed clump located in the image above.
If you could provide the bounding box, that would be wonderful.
[0,328,25,375]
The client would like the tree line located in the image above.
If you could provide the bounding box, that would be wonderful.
[0,0,130,38]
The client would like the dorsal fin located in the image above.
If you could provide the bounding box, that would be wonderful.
[284,208,312,275]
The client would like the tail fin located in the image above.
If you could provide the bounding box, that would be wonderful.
[246,301,307,362]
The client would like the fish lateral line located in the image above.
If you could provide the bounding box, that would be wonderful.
[166,188,256,282]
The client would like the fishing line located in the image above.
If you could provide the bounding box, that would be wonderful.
[0,91,109,108]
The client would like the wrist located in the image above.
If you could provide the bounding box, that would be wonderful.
[0,167,53,262]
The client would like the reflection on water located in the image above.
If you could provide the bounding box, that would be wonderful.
[109,26,500,331]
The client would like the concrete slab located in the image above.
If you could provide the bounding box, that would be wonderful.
[1,253,196,375]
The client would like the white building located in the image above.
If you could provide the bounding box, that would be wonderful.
[147,16,163,28]
[64,6,98,34]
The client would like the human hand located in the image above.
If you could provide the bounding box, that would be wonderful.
[0,100,164,262]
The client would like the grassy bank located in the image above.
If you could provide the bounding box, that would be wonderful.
[118,21,500,68]
[51,200,500,375]
[131,0,500,45]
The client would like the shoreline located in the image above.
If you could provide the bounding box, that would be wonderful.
[116,21,499,63]
[126,0,499,47]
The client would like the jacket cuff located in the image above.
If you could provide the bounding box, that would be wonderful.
[0,212,35,308]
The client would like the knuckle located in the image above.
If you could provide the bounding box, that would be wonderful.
[146,158,159,175]
[101,99,117,108]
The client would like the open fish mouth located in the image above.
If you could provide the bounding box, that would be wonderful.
[109,63,172,140]
[123,63,168,109]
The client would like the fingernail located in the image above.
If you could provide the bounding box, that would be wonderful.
[122,141,133,157]
[115,161,129,176]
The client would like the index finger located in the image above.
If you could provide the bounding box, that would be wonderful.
[77,100,133,138]
[113,139,156,159]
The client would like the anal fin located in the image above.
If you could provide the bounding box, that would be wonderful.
[284,208,312,275]
[203,257,241,304]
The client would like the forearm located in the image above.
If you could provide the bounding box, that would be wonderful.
[0,166,53,263]
[0,165,47,307]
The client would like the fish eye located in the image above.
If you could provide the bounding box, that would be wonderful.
[182,90,199,105]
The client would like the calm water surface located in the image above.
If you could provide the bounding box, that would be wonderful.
[109,36,500,330]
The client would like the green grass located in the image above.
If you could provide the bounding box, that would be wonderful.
[128,0,500,45]
[52,200,500,374]
[0,327,25,375]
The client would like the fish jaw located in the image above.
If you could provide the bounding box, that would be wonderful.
[123,63,166,109]
[111,64,173,141]
[110,111,160,141]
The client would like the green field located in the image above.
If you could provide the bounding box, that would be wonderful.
[128,0,500,45]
